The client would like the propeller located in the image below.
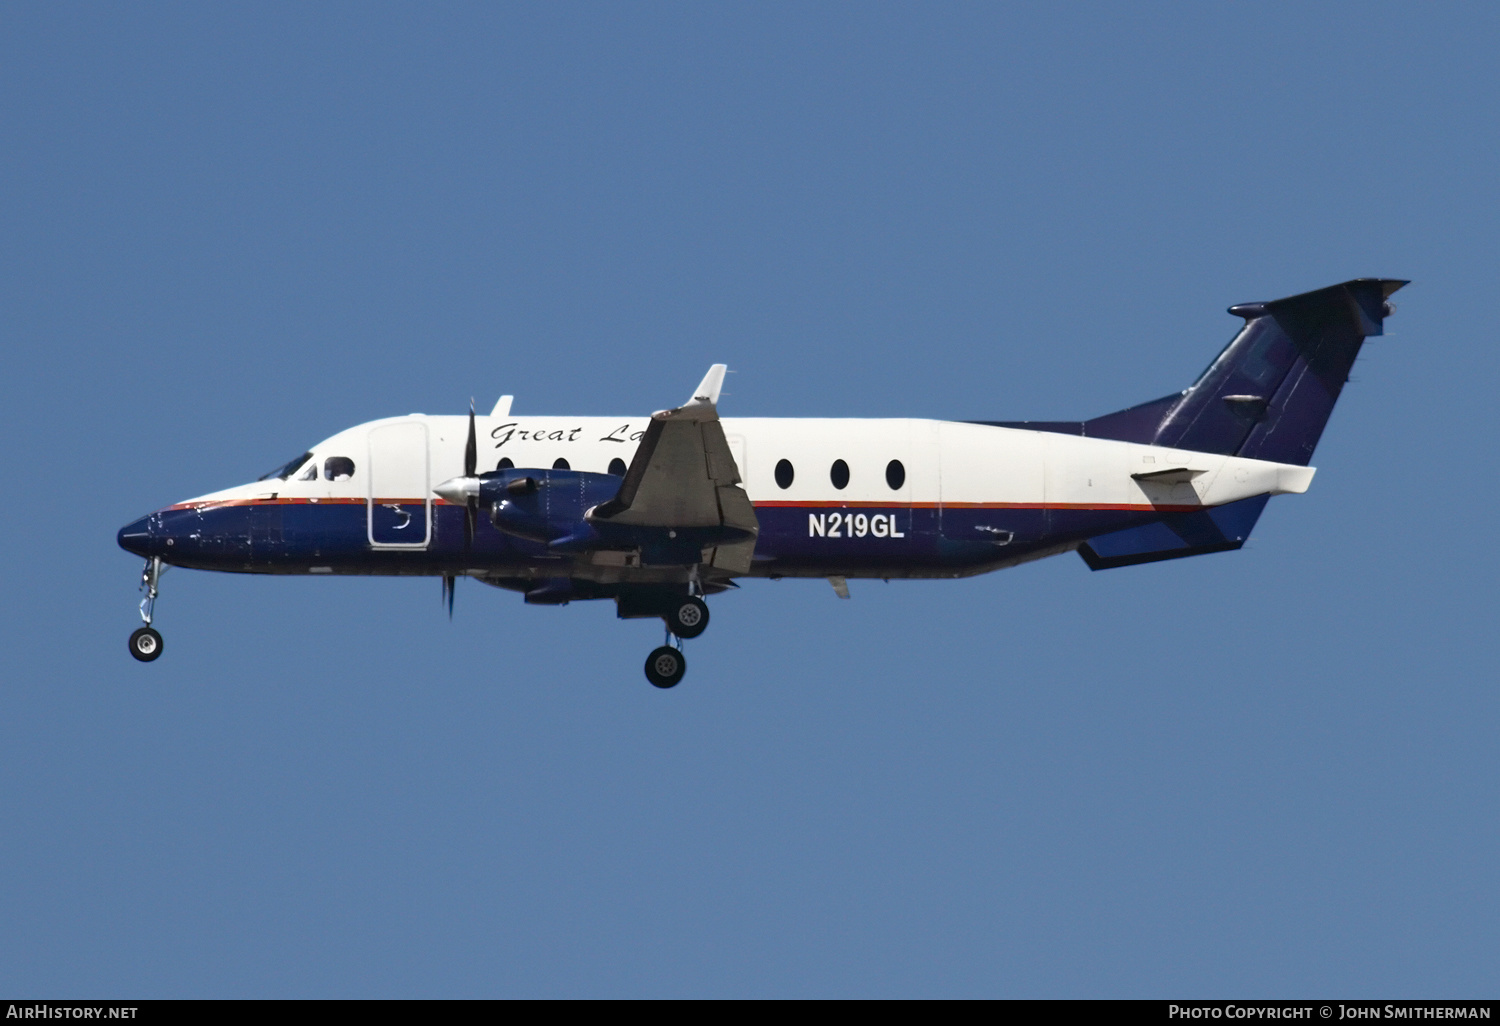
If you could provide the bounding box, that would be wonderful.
[433,400,483,619]
[462,400,478,549]
[442,573,457,619]
[434,402,483,545]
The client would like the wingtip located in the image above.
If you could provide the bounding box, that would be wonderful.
[685,364,728,408]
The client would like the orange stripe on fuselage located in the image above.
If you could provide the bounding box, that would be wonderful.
[169,497,379,510]
[168,497,1205,513]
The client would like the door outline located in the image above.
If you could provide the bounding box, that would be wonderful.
[367,421,432,549]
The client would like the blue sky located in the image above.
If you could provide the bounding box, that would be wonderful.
[2,2,1497,997]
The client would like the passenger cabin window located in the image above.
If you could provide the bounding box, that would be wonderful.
[324,456,355,481]
[830,459,850,490]
[885,459,905,490]
[552,458,570,470]
[497,457,514,470]
[608,457,627,476]
[774,459,794,489]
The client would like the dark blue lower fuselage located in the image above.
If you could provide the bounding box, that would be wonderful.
[117,498,1234,581]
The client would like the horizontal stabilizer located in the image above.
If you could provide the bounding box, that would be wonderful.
[1078,494,1270,570]
[1130,467,1204,484]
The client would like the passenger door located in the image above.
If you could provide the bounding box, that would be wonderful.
[367,421,431,548]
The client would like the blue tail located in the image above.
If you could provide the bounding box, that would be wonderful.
[1092,277,1406,463]
[988,278,1407,568]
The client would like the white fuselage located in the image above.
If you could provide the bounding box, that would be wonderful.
[187,414,1313,513]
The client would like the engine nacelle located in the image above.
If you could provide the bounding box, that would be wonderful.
[481,468,620,544]
[479,466,753,563]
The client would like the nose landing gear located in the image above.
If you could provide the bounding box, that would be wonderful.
[129,557,165,662]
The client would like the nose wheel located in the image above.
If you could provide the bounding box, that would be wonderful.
[129,626,164,662]
[129,557,166,662]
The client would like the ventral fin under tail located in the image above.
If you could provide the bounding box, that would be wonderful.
[1078,494,1270,570]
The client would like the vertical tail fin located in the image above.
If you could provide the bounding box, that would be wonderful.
[1090,278,1407,464]
[1009,278,1407,571]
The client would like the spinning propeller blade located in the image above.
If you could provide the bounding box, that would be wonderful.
[464,401,477,477]
[442,573,456,618]
[433,401,483,550]
[463,402,478,549]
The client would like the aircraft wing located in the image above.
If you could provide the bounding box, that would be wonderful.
[588,365,760,573]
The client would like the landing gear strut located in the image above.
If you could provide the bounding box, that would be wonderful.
[129,557,165,662]
[644,581,710,687]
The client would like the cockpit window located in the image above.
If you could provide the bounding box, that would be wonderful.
[296,462,318,481]
[259,452,313,481]
[324,456,355,481]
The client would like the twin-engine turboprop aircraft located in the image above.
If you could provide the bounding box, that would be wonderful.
[118,278,1404,687]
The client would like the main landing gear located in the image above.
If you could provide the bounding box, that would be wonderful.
[665,595,709,639]
[643,593,710,688]
[645,643,687,688]
[129,557,165,662]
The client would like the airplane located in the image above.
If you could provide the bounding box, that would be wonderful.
[118,277,1404,687]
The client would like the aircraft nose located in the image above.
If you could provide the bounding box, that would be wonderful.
[117,514,157,557]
